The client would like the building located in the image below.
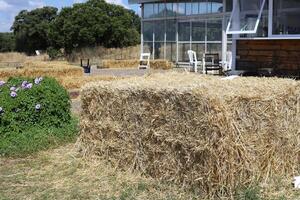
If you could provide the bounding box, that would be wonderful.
[129,0,300,77]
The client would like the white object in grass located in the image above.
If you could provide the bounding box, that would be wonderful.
[293,176,300,189]
[221,75,239,80]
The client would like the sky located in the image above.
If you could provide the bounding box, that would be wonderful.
[0,0,140,32]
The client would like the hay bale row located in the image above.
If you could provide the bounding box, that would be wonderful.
[57,76,124,90]
[0,67,83,80]
[101,59,172,70]
[77,72,300,198]
[23,61,76,69]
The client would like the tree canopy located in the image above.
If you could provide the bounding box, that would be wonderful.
[11,7,58,54]
[0,33,15,52]
[9,0,140,55]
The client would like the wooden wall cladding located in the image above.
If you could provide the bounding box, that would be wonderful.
[236,39,300,76]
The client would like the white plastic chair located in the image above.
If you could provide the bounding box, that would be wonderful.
[187,50,198,73]
[138,53,150,69]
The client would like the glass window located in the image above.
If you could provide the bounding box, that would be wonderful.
[166,42,176,62]
[143,21,153,41]
[226,0,233,12]
[227,0,266,34]
[207,20,222,41]
[192,43,205,60]
[207,43,222,56]
[154,20,165,41]
[166,3,175,17]
[186,2,192,15]
[143,42,153,57]
[144,4,153,19]
[166,20,176,41]
[211,0,223,13]
[178,43,190,62]
[154,42,165,59]
[157,3,165,18]
[192,1,199,15]
[192,21,206,41]
[178,3,186,16]
[199,0,207,14]
[273,0,300,35]
[178,22,190,41]
[153,3,159,17]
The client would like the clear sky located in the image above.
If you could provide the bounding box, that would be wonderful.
[0,0,139,32]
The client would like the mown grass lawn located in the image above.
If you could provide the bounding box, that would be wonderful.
[0,144,199,200]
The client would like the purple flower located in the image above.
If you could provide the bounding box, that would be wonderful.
[34,77,43,85]
[10,91,17,98]
[25,83,33,89]
[21,81,28,88]
[0,81,5,87]
[10,86,16,91]
[35,104,41,110]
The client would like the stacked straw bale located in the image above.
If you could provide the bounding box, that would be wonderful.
[101,59,172,70]
[78,72,300,197]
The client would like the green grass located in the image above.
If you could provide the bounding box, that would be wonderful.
[0,117,78,157]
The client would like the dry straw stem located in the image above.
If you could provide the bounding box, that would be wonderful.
[0,52,48,63]
[78,72,300,198]
[102,59,173,70]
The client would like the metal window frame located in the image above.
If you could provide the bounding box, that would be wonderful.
[226,0,266,34]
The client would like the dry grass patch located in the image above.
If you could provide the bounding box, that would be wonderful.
[101,59,173,70]
[77,72,300,198]
[0,144,198,200]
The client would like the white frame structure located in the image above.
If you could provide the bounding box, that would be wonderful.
[226,0,266,35]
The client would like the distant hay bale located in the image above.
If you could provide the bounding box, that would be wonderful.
[101,59,172,70]
[77,72,300,198]
[0,67,83,80]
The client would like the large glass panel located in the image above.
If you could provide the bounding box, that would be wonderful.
[199,0,207,14]
[153,3,159,17]
[226,0,233,12]
[186,2,192,15]
[178,3,186,16]
[273,0,300,35]
[227,0,266,34]
[211,0,223,13]
[154,20,165,41]
[192,21,206,41]
[207,43,222,55]
[143,21,153,41]
[144,4,153,19]
[166,20,176,41]
[165,42,176,62]
[154,42,165,59]
[143,42,153,57]
[192,43,205,60]
[192,1,199,15]
[166,3,175,17]
[207,20,222,41]
[157,3,165,18]
[178,22,190,41]
[178,43,190,62]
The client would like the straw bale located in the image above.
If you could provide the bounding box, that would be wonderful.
[0,67,83,80]
[102,59,172,70]
[77,72,300,197]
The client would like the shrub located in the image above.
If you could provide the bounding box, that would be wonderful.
[47,47,63,60]
[0,77,71,134]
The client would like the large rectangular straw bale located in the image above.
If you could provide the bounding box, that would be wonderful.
[0,67,83,79]
[101,59,172,70]
[77,72,300,197]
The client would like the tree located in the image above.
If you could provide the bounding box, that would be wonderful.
[11,7,58,54]
[49,0,140,53]
[0,33,15,52]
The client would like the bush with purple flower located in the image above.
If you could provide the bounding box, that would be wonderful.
[0,76,71,134]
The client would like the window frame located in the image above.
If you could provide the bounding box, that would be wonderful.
[226,0,266,34]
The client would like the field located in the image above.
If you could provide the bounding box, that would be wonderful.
[0,53,300,200]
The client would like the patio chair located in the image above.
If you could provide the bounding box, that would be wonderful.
[138,53,150,69]
[187,50,199,73]
[203,53,223,75]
